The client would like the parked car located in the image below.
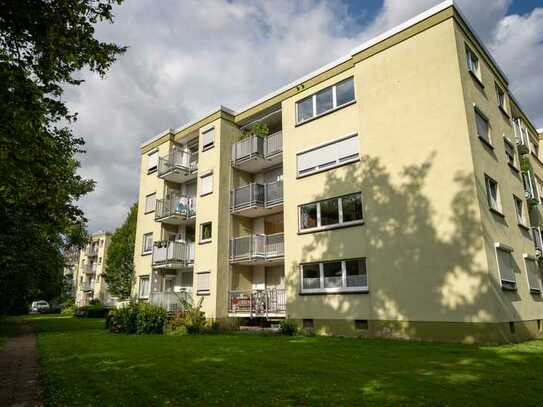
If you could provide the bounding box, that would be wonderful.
[30,300,50,313]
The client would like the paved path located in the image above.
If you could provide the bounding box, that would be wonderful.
[0,321,43,406]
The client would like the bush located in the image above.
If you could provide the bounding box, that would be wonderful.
[76,303,110,318]
[280,319,298,336]
[61,299,76,316]
[107,303,138,333]
[183,302,207,334]
[136,303,167,334]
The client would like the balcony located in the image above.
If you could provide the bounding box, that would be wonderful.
[80,282,94,292]
[522,170,539,204]
[514,118,530,155]
[231,131,283,173]
[230,233,284,265]
[149,290,193,313]
[81,264,97,275]
[230,181,283,217]
[532,227,543,257]
[85,246,98,257]
[158,149,198,183]
[228,289,286,318]
[152,240,195,269]
[155,196,196,225]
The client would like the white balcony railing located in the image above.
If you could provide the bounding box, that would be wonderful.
[231,181,283,212]
[149,290,193,313]
[158,149,198,178]
[228,289,286,316]
[230,233,284,262]
[522,170,539,203]
[531,227,543,257]
[155,195,196,221]
[231,131,283,164]
[513,118,530,154]
[152,241,195,268]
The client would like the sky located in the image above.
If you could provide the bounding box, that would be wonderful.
[69,0,543,233]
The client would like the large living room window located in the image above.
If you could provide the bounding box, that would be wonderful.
[299,192,363,232]
[296,77,355,124]
[296,134,359,177]
[300,258,367,294]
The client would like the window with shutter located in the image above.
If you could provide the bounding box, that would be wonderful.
[200,172,213,196]
[475,109,491,145]
[196,271,211,295]
[144,193,156,213]
[201,127,215,151]
[496,246,516,290]
[297,134,359,177]
[525,256,541,294]
[147,150,158,173]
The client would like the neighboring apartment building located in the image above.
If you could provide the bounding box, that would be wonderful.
[75,231,116,306]
[63,245,80,298]
[133,0,543,342]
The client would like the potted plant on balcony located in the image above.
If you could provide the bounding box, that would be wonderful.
[239,122,269,141]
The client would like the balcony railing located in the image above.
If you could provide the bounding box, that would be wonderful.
[231,181,283,212]
[231,131,283,165]
[85,246,98,257]
[149,290,193,313]
[522,170,539,204]
[514,118,530,154]
[152,240,195,268]
[532,227,543,257]
[228,289,286,317]
[158,149,198,179]
[230,233,284,263]
[155,196,196,222]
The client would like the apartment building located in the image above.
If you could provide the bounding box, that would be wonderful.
[63,245,80,298]
[75,231,116,306]
[133,0,543,343]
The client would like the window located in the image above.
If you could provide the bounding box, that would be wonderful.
[201,127,215,151]
[301,258,367,293]
[496,84,506,111]
[466,45,480,80]
[495,244,516,290]
[200,171,213,196]
[144,193,156,213]
[142,233,153,254]
[524,255,541,294]
[475,108,491,146]
[297,134,359,177]
[99,239,104,247]
[138,276,150,299]
[147,150,158,173]
[299,193,363,232]
[98,257,102,265]
[303,319,314,329]
[513,196,526,227]
[355,319,368,330]
[485,175,502,213]
[196,271,211,295]
[504,138,517,169]
[296,77,355,124]
[200,222,212,243]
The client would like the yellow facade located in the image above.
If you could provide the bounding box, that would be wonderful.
[132,1,543,342]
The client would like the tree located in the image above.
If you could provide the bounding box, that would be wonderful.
[0,0,126,314]
[104,203,137,300]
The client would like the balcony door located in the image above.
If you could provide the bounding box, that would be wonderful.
[265,266,284,289]
[264,213,284,235]
[264,166,283,184]
[163,275,175,292]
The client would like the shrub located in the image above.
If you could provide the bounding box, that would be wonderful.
[136,303,167,334]
[280,319,298,336]
[76,302,109,318]
[183,300,207,334]
[107,303,138,333]
[300,327,315,337]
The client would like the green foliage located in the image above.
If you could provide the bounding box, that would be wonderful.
[164,298,207,335]
[280,319,298,336]
[60,299,76,316]
[0,0,126,314]
[240,122,269,140]
[103,203,138,299]
[76,302,109,318]
[520,156,532,173]
[107,303,166,334]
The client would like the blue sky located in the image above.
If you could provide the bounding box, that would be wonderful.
[67,0,543,233]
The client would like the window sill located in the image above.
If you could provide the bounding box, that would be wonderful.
[147,168,157,175]
[469,70,485,89]
[144,210,155,215]
[196,291,210,296]
[295,100,356,127]
[489,207,505,218]
[297,157,360,179]
[199,239,212,245]
[202,145,214,152]
[141,251,152,257]
[518,222,530,231]
[478,135,494,150]
[298,220,364,235]
[530,289,542,295]
[299,288,369,296]
[501,285,517,292]
[200,192,213,198]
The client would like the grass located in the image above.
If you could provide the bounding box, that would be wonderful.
[21,315,543,406]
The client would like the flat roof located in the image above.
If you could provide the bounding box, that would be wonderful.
[141,0,536,148]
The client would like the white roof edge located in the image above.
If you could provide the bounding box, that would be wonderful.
[141,0,538,149]
[537,128,543,134]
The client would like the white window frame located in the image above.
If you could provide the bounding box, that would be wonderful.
[299,192,363,233]
[524,254,542,295]
[200,171,213,196]
[144,192,156,214]
[201,127,215,151]
[196,271,211,295]
[495,83,506,112]
[494,243,516,291]
[300,258,368,294]
[295,77,355,124]
[296,133,359,177]
[484,174,502,214]
[503,137,518,170]
[147,150,158,173]
[466,44,481,81]
[199,222,212,244]
[513,195,527,227]
[138,276,150,299]
[142,232,153,254]
[474,107,491,146]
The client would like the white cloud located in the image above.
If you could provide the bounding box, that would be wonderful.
[70,0,543,233]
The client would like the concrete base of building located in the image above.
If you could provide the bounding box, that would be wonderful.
[291,318,543,344]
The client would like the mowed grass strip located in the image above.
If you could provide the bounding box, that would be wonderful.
[27,315,543,406]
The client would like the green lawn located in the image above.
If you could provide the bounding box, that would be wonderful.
[19,315,543,405]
